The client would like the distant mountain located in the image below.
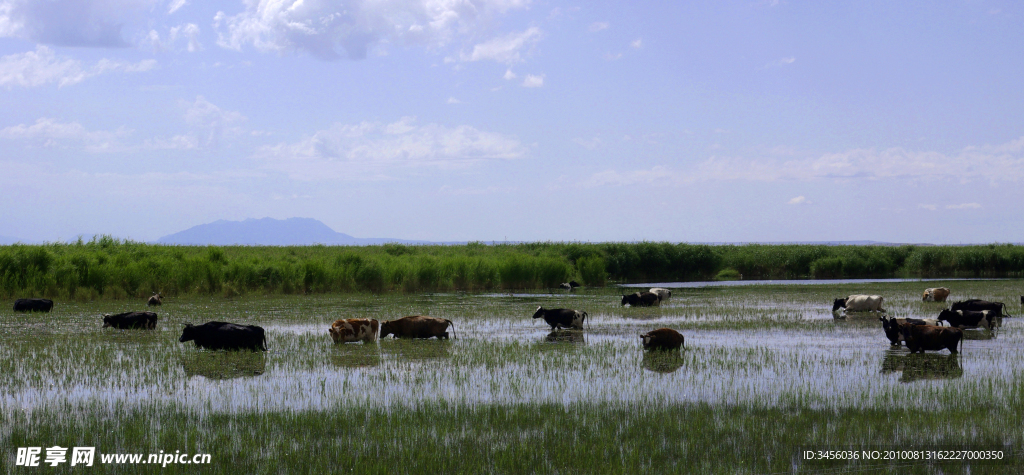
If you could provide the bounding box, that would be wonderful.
[156,217,442,246]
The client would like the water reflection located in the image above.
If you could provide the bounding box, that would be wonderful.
[329,344,382,368]
[642,351,684,374]
[880,351,963,383]
[181,351,267,380]
[380,339,453,361]
[544,330,585,344]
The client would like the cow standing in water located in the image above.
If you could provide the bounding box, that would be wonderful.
[329,319,379,343]
[13,298,53,312]
[640,328,685,351]
[832,295,885,314]
[532,307,587,330]
[922,287,950,302]
[899,323,963,354]
[380,316,456,339]
[179,322,268,351]
[621,292,660,307]
[147,293,163,306]
[103,312,158,330]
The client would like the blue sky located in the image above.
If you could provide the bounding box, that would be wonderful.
[1,0,1023,243]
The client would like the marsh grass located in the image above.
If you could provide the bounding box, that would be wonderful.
[2,280,1023,473]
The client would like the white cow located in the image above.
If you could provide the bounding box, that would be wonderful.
[649,288,671,302]
[832,295,885,313]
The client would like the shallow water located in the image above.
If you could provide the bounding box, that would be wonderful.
[1,280,1022,419]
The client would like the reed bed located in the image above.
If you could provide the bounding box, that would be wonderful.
[2,238,1024,299]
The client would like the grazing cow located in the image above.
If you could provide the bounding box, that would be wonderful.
[559,281,582,290]
[102,312,158,330]
[13,298,53,312]
[649,288,672,301]
[380,315,456,339]
[899,323,963,354]
[879,316,941,346]
[621,292,661,307]
[937,309,996,331]
[179,321,268,351]
[532,307,587,330]
[147,293,163,306]
[640,328,685,351]
[1021,295,1023,305]
[950,299,1012,318]
[329,318,380,343]
[832,295,885,313]
[922,287,950,302]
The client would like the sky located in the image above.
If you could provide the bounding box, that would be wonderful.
[1,0,1023,244]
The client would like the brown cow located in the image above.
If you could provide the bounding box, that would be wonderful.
[922,287,950,302]
[640,328,685,351]
[380,315,456,340]
[147,293,163,306]
[329,319,380,343]
[899,323,963,354]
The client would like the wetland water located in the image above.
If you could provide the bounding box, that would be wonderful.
[2,279,1023,472]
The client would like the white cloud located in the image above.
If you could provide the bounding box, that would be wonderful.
[214,0,532,60]
[589,22,609,32]
[0,46,155,88]
[522,73,544,87]
[167,0,188,14]
[456,27,542,64]
[170,23,202,52]
[257,117,526,180]
[0,118,129,152]
[503,68,517,80]
[630,38,642,48]
[573,137,601,150]
[919,204,937,211]
[446,96,462,104]
[946,203,981,210]
[787,196,810,205]
[0,0,157,47]
[578,136,1024,188]
[181,96,247,148]
[580,166,673,188]
[766,56,795,68]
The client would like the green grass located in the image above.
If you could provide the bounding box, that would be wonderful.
[3,238,1024,299]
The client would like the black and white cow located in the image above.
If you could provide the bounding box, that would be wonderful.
[532,307,587,330]
[559,281,582,290]
[621,292,660,307]
[179,321,268,351]
[937,309,996,331]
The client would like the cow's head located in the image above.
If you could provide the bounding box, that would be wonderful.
[620,295,633,306]
[831,298,848,312]
[379,320,394,338]
[532,306,545,319]
[179,324,196,343]
[937,309,956,323]
[102,314,113,328]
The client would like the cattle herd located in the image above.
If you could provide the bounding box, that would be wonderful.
[833,287,1016,355]
[9,286,1021,358]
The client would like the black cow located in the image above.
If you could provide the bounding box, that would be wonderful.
[937,309,996,331]
[640,328,685,351]
[13,298,53,312]
[559,281,581,290]
[879,316,940,346]
[532,307,587,330]
[179,321,267,351]
[621,292,660,307]
[103,312,158,329]
[950,299,1012,318]
[147,293,163,306]
[899,323,963,354]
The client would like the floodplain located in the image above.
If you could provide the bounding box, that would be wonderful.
[2,279,1023,473]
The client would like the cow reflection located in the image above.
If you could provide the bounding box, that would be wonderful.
[545,330,585,343]
[880,351,962,383]
[380,338,453,361]
[181,352,266,380]
[642,351,684,374]
[330,345,382,368]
